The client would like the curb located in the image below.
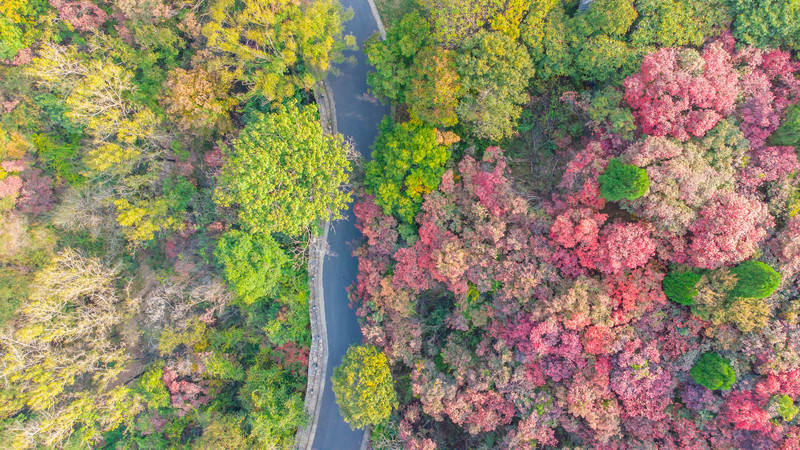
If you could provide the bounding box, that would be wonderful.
[365,0,386,39]
[295,81,335,450]
[294,223,330,450]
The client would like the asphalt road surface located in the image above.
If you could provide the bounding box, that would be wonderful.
[311,1,389,448]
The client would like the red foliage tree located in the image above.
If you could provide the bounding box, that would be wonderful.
[594,222,657,274]
[624,43,739,141]
[687,192,773,269]
[17,169,54,216]
[49,0,109,32]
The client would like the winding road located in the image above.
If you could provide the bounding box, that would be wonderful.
[311,1,388,449]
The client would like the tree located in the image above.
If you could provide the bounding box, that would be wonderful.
[594,222,656,274]
[332,344,398,429]
[202,0,354,101]
[690,352,735,390]
[417,0,507,46]
[162,66,235,134]
[364,118,449,224]
[0,249,141,447]
[0,17,24,60]
[730,260,780,299]
[598,158,649,201]
[407,47,461,127]
[215,103,352,236]
[214,230,290,305]
[240,360,307,447]
[630,0,730,48]
[728,0,800,50]
[365,11,431,105]
[769,103,800,148]
[455,30,533,140]
[623,45,739,141]
[663,269,702,305]
[365,13,462,128]
[50,0,108,32]
[113,197,184,244]
[687,192,772,269]
[0,0,48,59]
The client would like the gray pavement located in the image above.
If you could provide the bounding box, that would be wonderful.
[311,1,389,448]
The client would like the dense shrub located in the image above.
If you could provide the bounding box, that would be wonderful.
[353,34,800,449]
[690,352,736,390]
[598,158,649,201]
[730,260,781,299]
[0,0,349,445]
[663,269,702,305]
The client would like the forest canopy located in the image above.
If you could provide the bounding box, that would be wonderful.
[355,1,800,446]
[3,0,800,448]
[0,0,354,447]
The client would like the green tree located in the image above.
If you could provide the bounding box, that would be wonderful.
[0,17,24,60]
[215,230,290,305]
[365,11,431,105]
[690,352,735,391]
[599,158,650,201]
[365,118,449,224]
[365,13,462,128]
[332,344,398,429]
[663,269,702,305]
[730,260,781,299]
[578,0,638,37]
[773,394,800,422]
[631,0,731,47]
[769,103,800,148]
[456,30,533,140]
[240,360,307,447]
[729,0,800,50]
[215,103,352,236]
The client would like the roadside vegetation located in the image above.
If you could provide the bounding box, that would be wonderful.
[0,0,353,447]
[341,0,800,447]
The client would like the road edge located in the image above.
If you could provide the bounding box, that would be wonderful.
[365,0,386,39]
[295,81,335,450]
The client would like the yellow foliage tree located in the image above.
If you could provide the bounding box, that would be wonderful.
[202,0,355,101]
[332,344,398,429]
[0,249,142,448]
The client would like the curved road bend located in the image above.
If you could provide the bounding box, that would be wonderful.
[312,1,389,449]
